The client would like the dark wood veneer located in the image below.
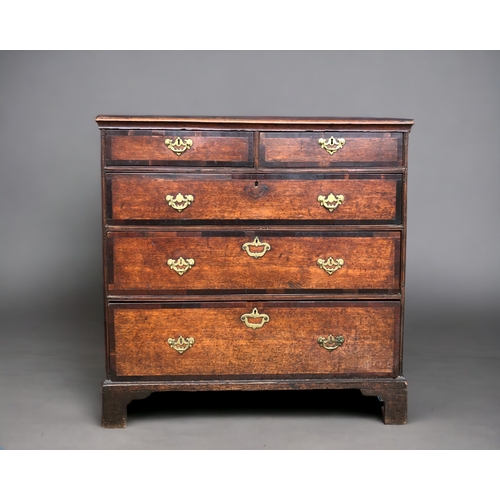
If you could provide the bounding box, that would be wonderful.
[106,130,253,167]
[109,301,400,379]
[102,378,408,427]
[98,116,413,427]
[107,173,402,224]
[106,230,401,294]
[260,132,403,167]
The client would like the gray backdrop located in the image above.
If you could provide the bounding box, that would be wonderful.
[1,51,499,449]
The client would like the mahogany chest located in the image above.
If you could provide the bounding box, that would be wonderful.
[96,116,413,427]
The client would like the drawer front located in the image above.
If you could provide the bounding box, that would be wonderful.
[260,132,403,167]
[105,130,254,166]
[107,231,401,295]
[107,173,402,225]
[110,301,400,378]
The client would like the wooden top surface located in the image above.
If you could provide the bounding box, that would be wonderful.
[96,116,414,132]
[97,115,413,124]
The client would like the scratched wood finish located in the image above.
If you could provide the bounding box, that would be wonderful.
[106,130,253,166]
[110,302,400,378]
[97,116,413,427]
[97,115,414,127]
[102,377,408,427]
[260,132,403,167]
[107,174,401,224]
[107,231,401,293]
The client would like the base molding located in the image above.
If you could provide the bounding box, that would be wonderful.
[102,377,408,428]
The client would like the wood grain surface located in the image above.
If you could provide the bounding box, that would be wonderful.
[98,116,413,426]
[101,377,408,426]
[260,132,402,167]
[106,130,253,166]
[107,231,401,294]
[110,301,400,378]
[107,173,401,224]
[97,115,414,126]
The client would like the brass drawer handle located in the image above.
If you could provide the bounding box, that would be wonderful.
[166,193,194,212]
[167,257,195,276]
[317,193,345,212]
[242,236,271,259]
[318,136,345,155]
[317,257,344,275]
[168,335,195,354]
[165,137,193,156]
[240,308,270,330]
[318,335,344,351]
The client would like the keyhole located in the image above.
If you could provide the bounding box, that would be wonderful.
[255,181,259,187]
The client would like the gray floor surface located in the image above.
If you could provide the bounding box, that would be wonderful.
[1,307,498,450]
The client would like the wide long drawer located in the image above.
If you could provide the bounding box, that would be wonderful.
[109,301,400,379]
[259,132,403,167]
[106,173,402,225]
[106,230,401,295]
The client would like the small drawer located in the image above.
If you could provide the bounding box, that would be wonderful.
[259,132,403,167]
[106,173,402,225]
[109,301,400,378]
[106,230,401,295]
[105,130,254,167]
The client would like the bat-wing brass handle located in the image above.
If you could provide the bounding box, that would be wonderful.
[240,308,270,330]
[318,137,345,155]
[166,193,194,212]
[165,137,193,156]
[317,257,344,275]
[168,335,195,354]
[317,193,345,212]
[167,257,195,276]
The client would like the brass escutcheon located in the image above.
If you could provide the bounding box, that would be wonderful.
[165,137,193,156]
[166,193,194,212]
[317,257,344,275]
[317,193,345,212]
[241,236,271,259]
[318,137,345,155]
[240,307,270,330]
[167,256,195,276]
[318,335,345,351]
[168,335,195,354]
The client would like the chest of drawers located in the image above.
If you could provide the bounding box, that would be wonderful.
[96,116,413,427]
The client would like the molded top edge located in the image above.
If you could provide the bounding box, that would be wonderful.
[96,115,414,125]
